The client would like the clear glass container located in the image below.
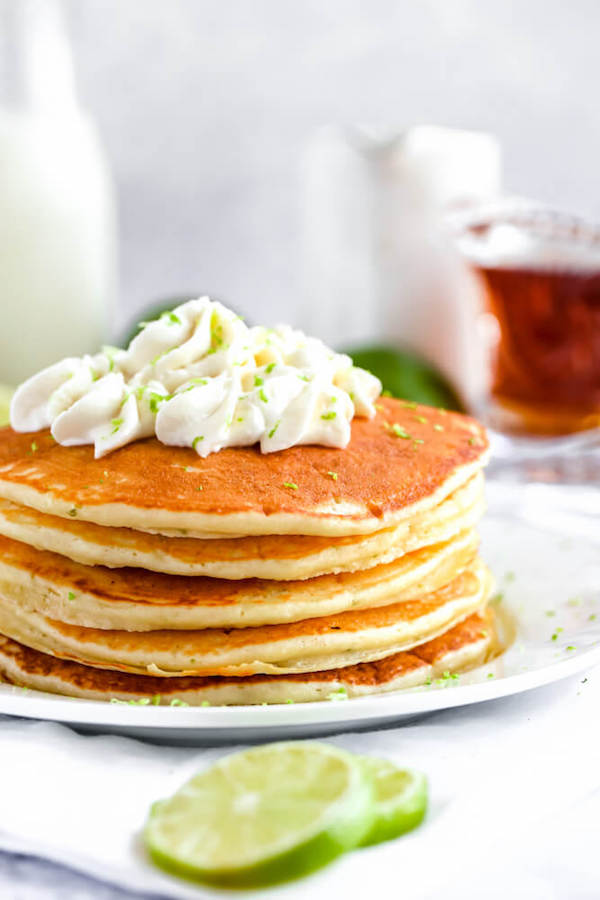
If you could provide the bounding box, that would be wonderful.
[0,0,116,385]
[456,204,600,488]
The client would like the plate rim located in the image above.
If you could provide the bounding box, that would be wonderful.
[0,641,597,732]
[1,482,598,735]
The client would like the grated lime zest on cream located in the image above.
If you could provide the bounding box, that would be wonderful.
[10,298,381,459]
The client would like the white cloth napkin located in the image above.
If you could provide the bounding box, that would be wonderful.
[0,670,598,900]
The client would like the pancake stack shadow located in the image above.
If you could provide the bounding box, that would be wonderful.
[0,398,495,705]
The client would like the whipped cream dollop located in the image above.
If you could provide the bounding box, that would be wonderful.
[10,298,382,458]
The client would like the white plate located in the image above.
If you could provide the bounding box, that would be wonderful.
[0,482,598,744]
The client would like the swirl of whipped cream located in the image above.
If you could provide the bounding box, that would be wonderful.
[10,297,381,458]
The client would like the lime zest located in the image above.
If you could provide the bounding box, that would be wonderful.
[386,422,411,439]
[160,310,182,326]
[102,345,120,372]
[327,687,348,702]
[149,392,167,414]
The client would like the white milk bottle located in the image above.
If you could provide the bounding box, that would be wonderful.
[0,0,116,385]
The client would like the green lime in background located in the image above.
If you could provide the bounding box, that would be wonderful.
[0,384,14,426]
[342,344,464,411]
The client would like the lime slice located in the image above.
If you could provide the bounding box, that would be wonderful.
[144,742,373,887]
[358,757,427,846]
[0,384,14,427]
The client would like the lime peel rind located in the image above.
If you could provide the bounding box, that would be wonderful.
[358,757,428,847]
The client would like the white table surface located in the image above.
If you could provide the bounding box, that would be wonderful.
[0,666,598,900]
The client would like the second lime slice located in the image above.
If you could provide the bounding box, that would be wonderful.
[144,741,373,887]
[358,757,427,846]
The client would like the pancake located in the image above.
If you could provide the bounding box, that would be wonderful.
[0,528,478,630]
[0,612,494,704]
[0,472,484,579]
[0,562,492,676]
[0,398,488,537]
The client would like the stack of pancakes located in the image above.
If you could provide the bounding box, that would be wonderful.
[0,398,494,705]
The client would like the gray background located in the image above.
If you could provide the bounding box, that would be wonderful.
[2,5,600,895]
[67,0,600,334]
